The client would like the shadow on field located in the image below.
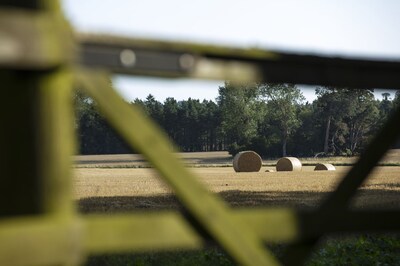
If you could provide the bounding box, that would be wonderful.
[78,189,400,213]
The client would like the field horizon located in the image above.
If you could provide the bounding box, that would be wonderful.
[74,149,400,169]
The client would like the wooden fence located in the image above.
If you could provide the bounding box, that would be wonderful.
[0,1,399,265]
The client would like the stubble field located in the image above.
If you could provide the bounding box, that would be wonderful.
[75,150,400,265]
[74,150,400,213]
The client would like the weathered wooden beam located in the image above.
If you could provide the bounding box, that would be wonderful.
[0,1,81,265]
[83,208,299,254]
[1,204,398,264]
[78,34,400,89]
[84,212,203,253]
[0,9,73,70]
[0,216,83,266]
[84,209,400,254]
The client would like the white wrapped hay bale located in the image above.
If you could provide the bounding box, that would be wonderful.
[276,157,302,171]
[314,163,336,171]
[233,151,262,172]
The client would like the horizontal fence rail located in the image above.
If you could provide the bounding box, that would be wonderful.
[0,1,399,266]
[78,34,400,89]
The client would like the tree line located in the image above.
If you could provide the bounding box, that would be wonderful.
[75,82,400,157]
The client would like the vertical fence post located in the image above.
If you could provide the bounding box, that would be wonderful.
[0,0,76,216]
[0,0,81,264]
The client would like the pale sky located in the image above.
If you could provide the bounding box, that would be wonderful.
[62,0,400,102]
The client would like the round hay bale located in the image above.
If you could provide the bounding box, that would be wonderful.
[276,157,302,171]
[233,151,262,172]
[265,169,275,172]
[314,163,336,171]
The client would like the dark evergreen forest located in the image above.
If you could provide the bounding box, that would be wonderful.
[75,82,400,157]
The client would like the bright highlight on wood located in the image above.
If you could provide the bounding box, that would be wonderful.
[233,151,262,172]
[276,157,302,172]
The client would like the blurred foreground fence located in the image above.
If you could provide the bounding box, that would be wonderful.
[0,1,400,265]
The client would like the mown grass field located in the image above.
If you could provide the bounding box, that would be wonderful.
[74,150,400,265]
